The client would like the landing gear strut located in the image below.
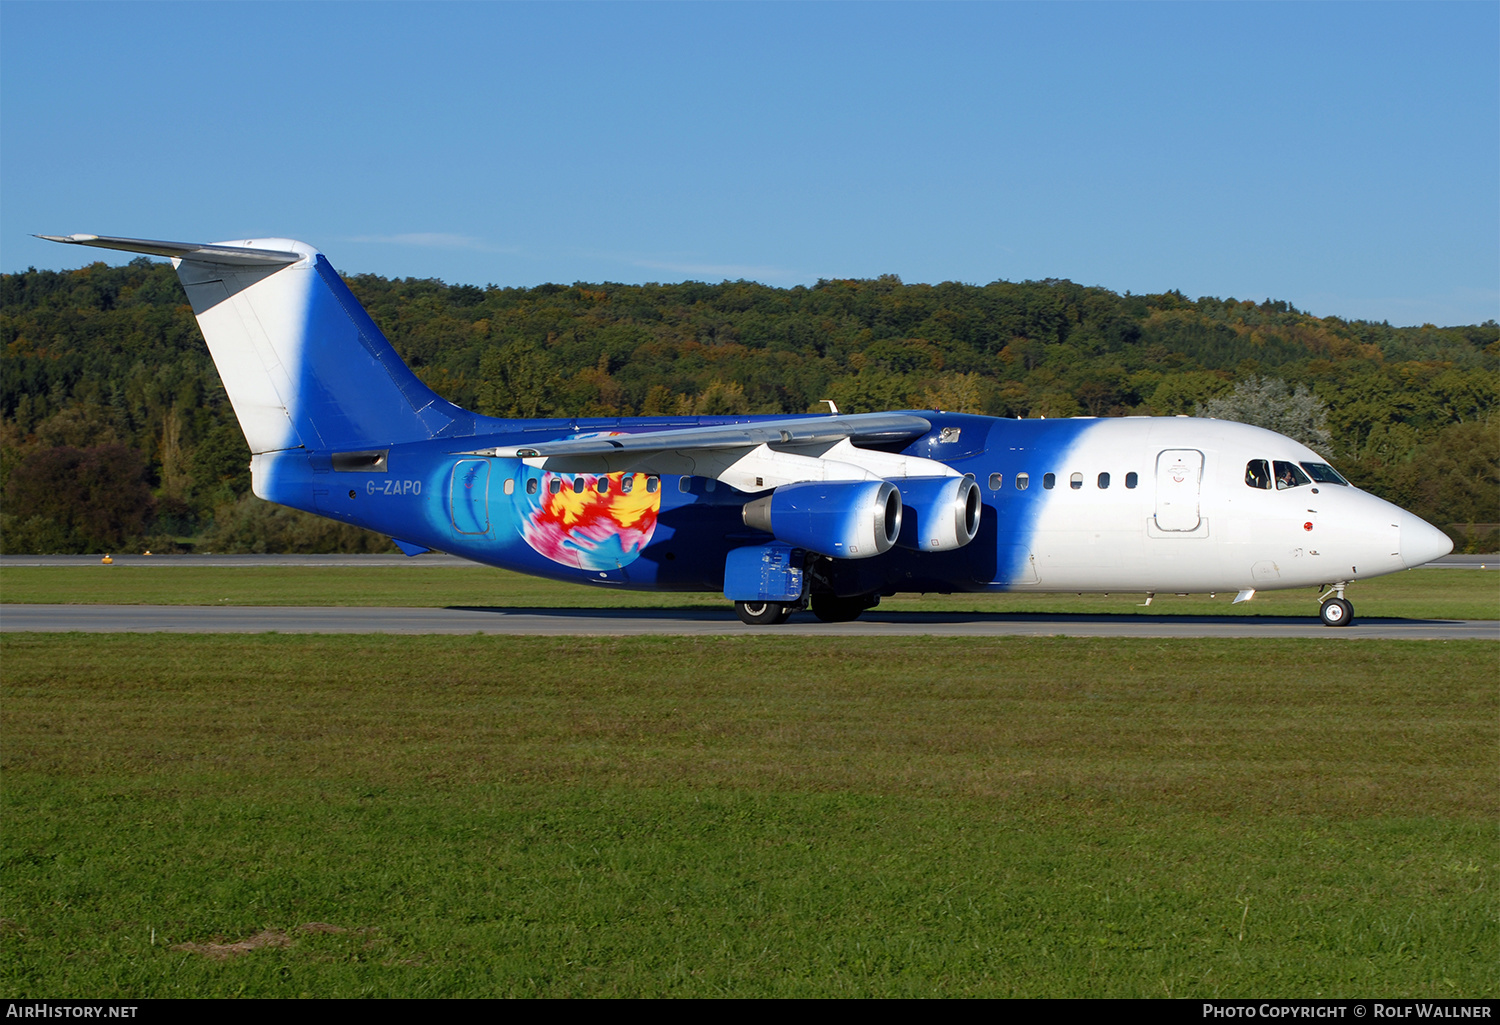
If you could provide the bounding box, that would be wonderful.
[1318,583,1354,627]
[735,600,794,625]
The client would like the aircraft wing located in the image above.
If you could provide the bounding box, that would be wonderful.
[471,412,946,493]
[483,412,932,459]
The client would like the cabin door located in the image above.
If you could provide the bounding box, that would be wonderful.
[450,459,492,535]
[1154,449,1203,532]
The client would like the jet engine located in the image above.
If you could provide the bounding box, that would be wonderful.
[741,479,902,559]
[895,475,980,552]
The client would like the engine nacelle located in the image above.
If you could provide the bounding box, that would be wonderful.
[742,479,902,559]
[895,475,980,552]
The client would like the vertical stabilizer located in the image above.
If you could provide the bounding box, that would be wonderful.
[38,234,476,454]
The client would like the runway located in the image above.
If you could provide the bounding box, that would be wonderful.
[2,604,1494,639]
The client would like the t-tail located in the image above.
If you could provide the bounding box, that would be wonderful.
[37,234,480,496]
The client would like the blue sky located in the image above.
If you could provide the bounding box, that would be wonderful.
[3,1,1496,326]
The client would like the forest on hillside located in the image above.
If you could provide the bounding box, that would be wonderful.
[1,258,1495,554]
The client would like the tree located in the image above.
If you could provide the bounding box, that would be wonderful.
[188,422,252,510]
[1358,420,1500,553]
[1195,376,1332,451]
[693,380,750,415]
[1,444,155,552]
[922,372,984,413]
[827,368,914,414]
[6,261,1496,551]
[1148,372,1230,415]
[477,341,558,418]
[200,494,394,554]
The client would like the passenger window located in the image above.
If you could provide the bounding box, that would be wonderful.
[1015,472,1030,491]
[1245,459,1271,490]
[548,477,561,495]
[526,478,539,495]
[646,476,659,493]
[1125,472,1138,489]
[1043,473,1056,490]
[1273,460,1312,490]
[705,479,716,492]
[678,476,691,493]
[1300,461,1349,486]
[573,477,585,493]
[988,472,1003,491]
[1069,472,1083,490]
[1098,472,1110,489]
[596,478,608,494]
[621,475,634,494]
[503,478,515,495]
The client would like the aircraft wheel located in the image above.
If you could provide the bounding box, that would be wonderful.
[811,593,873,623]
[1319,597,1354,627]
[736,600,789,625]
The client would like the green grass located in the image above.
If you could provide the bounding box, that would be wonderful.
[3,635,1495,997]
[2,563,1497,619]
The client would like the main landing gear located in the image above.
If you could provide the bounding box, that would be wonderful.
[810,592,879,623]
[1318,582,1354,627]
[732,593,882,625]
[734,600,794,625]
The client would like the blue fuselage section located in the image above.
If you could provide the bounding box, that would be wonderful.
[255,412,1086,595]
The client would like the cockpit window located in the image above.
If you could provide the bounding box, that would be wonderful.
[1300,461,1349,486]
[1273,460,1311,490]
[1245,459,1271,490]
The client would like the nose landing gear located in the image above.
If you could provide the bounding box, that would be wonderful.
[1317,583,1354,627]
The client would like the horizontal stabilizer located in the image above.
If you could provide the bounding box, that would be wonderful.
[36,234,302,266]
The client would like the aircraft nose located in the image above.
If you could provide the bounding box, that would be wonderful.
[1400,516,1454,568]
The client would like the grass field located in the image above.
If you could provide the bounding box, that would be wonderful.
[2,563,1496,620]
[2,634,1495,997]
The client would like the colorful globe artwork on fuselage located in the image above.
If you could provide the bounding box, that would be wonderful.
[516,469,662,571]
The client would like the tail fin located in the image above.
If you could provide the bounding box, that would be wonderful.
[38,234,475,454]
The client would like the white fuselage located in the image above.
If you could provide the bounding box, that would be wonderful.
[981,418,1441,593]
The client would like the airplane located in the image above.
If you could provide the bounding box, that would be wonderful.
[38,233,1454,627]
